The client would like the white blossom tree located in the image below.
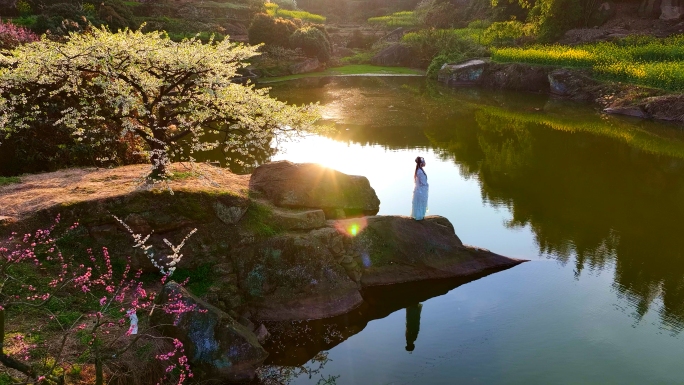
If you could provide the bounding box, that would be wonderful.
[0,27,320,177]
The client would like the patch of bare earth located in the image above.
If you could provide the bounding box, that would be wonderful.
[0,164,249,221]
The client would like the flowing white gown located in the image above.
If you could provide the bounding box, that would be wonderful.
[411,168,429,220]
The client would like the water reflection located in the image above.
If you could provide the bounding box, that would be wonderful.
[405,303,422,352]
[267,77,684,332]
[262,272,501,369]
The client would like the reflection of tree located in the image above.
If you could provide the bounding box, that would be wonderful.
[256,352,339,385]
[405,303,423,352]
[263,77,684,332]
[425,104,684,331]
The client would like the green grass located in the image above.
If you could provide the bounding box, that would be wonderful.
[260,65,424,83]
[241,201,281,237]
[0,176,20,186]
[368,11,418,28]
[265,3,326,23]
[492,35,684,91]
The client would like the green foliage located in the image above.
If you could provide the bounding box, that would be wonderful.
[528,0,582,42]
[265,2,326,23]
[367,11,418,28]
[340,51,374,64]
[11,15,37,28]
[16,0,31,16]
[426,51,465,78]
[289,25,332,62]
[482,20,533,46]
[248,13,298,47]
[416,0,463,29]
[171,263,215,297]
[402,28,489,67]
[0,176,20,186]
[492,35,684,91]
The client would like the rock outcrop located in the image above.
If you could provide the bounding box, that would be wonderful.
[289,58,322,75]
[439,60,550,93]
[370,43,416,67]
[249,161,380,219]
[438,59,488,86]
[152,282,269,383]
[348,215,522,286]
[236,213,525,321]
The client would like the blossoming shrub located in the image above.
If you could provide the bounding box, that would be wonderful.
[248,13,299,48]
[0,26,320,178]
[0,216,200,384]
[0,18,38,49]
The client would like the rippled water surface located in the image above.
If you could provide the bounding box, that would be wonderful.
[254,77,684,384]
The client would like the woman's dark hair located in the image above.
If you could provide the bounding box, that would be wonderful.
[414,156,426,180]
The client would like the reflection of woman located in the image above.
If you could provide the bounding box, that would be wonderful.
[411,156,429,220]
[405,303,422,352]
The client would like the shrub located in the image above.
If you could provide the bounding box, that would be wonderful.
[402,28,489,67]
[248,13,298,47]
[367,11,419,28]
[416,0,462,28]
[340,51,373,64]
[0,18,38,49]
[290,25,332,62]
[527,0,583,42]
[265,2,326,23]
[482,20,534,46]
[426,51,466,78]
[0,27,320,178]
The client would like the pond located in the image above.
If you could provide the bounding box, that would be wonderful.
[255,76,684,384]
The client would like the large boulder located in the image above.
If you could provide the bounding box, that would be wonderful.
[249,161,380,219]
[370,43,415,67]
[289,58,322,75]
[243,215,525,321]
[345,215,526,286]
[481,63,551,93]
[548,68,602,101]
[438,59,488,86]
[660,0,683,19]
[233,231,364,321]
[151,282,268,383]
[640,0,663,18]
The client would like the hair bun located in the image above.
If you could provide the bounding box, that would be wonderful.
[415,156,422,164]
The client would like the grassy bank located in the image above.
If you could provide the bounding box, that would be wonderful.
[492,35,684,92]
[259,65,424,83]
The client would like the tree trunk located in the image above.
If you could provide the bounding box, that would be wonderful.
[95,345,104,385]
[148,136,168,179]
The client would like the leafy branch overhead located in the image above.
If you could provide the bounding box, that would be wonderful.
[0,26,321,177]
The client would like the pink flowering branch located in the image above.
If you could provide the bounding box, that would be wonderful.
[0,216,200,385]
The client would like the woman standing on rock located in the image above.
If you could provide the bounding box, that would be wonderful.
[411,156,429,220]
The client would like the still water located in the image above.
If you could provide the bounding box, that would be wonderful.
[256,77,684,384]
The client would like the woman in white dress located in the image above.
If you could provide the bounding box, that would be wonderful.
[411,156,429,220]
